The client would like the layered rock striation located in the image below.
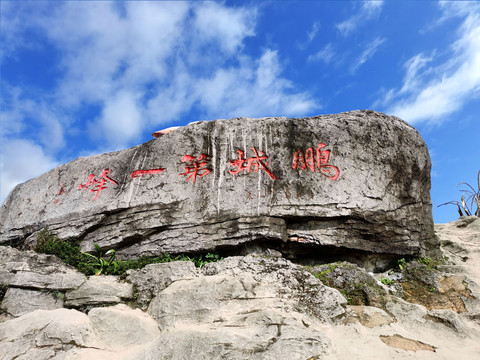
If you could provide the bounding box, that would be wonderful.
[1,218,479,359]
[0,110,438,259]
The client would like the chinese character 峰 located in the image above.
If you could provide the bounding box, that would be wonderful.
[78,168,119,200]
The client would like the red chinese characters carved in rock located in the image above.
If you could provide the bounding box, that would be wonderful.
[53,180,76,205]
[229,147,276,180]
[292,143,340,180]
[179,154,212,184]
[78,169,119,200]
[53,186,64,204]
[130,168,165,179]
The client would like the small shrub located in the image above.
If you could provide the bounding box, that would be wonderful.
[81,244,119,276]
[417,257,440,270]
[35,228,88,270]
[34,229,222,276]
[398,258,407,272]
[380,277,395,286]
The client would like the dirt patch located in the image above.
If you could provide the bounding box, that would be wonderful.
[379,334,435,352]
[402,275,473,313]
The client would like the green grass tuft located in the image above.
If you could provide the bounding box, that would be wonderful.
[34,228,222,277]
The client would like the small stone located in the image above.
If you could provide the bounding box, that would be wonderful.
[88,304,161,350]
[65,275,133,307]
[346,305,393,328]
[0,246,86,291]
[1,288,63,317]
[379,334,436,352]
[126,261,198,309]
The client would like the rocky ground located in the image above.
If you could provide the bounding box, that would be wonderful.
[1,217,479,359]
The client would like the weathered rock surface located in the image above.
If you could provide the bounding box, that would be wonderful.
[0,110,438,259]
[0,308,99,359]
[0,246,86,290]
[87,304,161,350]
[309,261,389,308]
[146,254,346,326]
[0,306,161,360]
[0,218,479,359]
[126,260,198,309]
[1,287,64,317]
[64,275,134,308]
[0,253,346,360]
[344,305,394,328]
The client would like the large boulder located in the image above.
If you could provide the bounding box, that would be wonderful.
[0,110,438,258]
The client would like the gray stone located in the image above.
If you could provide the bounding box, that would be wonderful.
[148,255,346,327]
[454,215,478,228]
[132,316,333,360]
[0,246,86,290]
[1,288,64,317]
[0,305,162,360]
[65,275,133,307]
[126,260,198,308]
[136,255,344,359]
[146,268,338,359]
[308,261,388,308]
[0,217,477,360]
[0,308,99,359]
[345,305,394,328]
[87,304,161,350]
[386,298,429,325]
[0,254,344,360]
[425,309,469,333]
[0,111,438,259]
[201,255,347,320]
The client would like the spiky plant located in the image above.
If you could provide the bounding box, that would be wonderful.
[439,170,480,217]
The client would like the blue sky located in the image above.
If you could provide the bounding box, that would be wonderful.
[1,0,479,223]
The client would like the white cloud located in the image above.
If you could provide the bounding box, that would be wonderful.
[0,2,42,58]
[398,53,436,95]
[1,86,66,152]
[17,1,306,140]
[94,91,144,147]
[193,2,256,54]
[307,22,320,43]
[1,139,59,203]
[336,1,384,37]
[1,1,318,198]
[298,22,321,50]
[308,43,335,63]
[195,50,317,118]
[381,2,480,124]
[351,37,386,73]
[42,2,191,108]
